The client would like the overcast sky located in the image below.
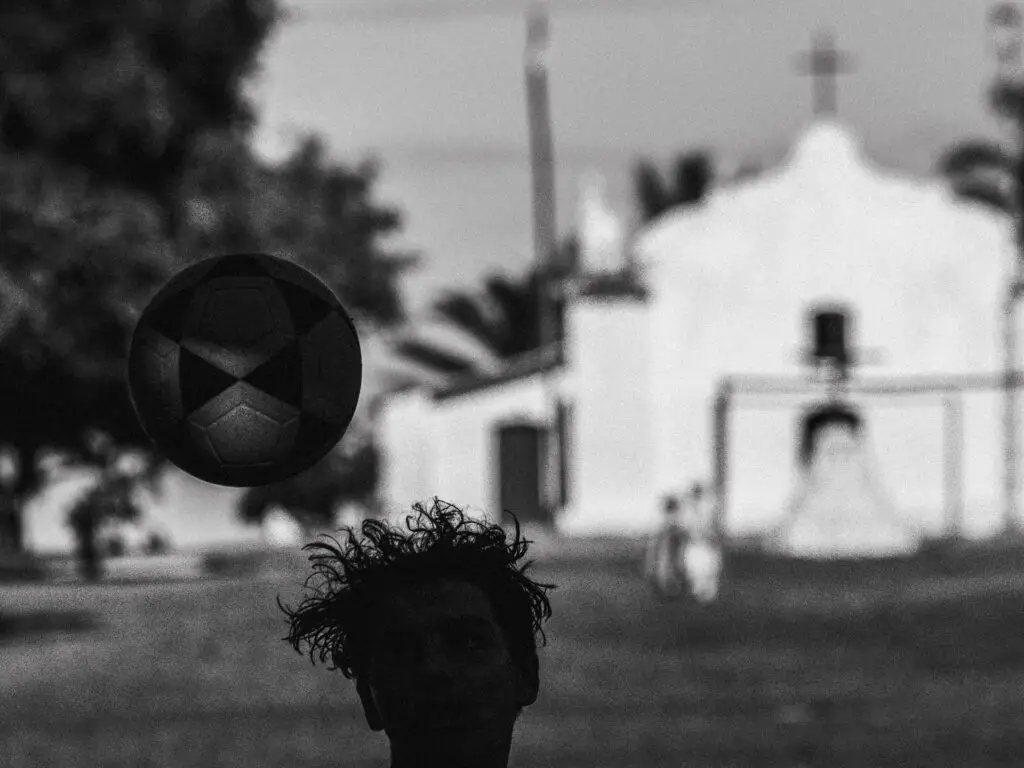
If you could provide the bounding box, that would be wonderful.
[247,0,1008,319]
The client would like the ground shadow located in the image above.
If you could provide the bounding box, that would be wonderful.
[0,610,104,645]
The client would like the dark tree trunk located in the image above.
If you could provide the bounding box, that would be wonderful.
[74,515,103,583]
[0,444,41,554]
[0,492,19,553]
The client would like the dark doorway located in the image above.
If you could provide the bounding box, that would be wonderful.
[799,403,862,468]
[495,423,548,526]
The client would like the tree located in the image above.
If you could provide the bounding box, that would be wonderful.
[0,0,288,557]
[0,2,419,564]
[937,74,1024,538]
[632,150,715,224]
[236,438,380,537]
[936,80,1024,218]
[0,149,173,554]
[179,130,419,329]
[0,0,285,252]
[65,432,152,583]
[388,236,578,384]
[393,145,715,387]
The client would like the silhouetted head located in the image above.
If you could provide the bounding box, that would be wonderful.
[277,498,557,768]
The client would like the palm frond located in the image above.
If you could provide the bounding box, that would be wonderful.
[671,151,713,206]
[948,177,1014,214]
[390,337,476,376]
[632,159,670,223]
[937,139,1014,178]
[480,273,520,340]
[431,291,503,351]
[990,80,1024,126]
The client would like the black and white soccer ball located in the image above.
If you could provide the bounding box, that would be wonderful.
[127,253,362,487]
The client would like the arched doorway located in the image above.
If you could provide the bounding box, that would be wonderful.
[799,402,862,468]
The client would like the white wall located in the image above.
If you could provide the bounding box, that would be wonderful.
[376,388,438,520]
[377,371,565,525]
[558,293,657,535]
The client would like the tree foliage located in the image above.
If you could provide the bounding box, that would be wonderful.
[393,148,716,390]
[632,150,715,223]
[178,131,419,329]
[236,440,380,535]
[0,0,284,243]
[936,80,1024,224]
[0,0,417,557]
[389,251,575,385]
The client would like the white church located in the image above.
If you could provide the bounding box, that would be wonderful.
[374,117,1017,558]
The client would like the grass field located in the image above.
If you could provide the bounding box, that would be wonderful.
[3,539,1024,768]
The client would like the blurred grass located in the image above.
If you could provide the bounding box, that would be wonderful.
[3,538,1024,767]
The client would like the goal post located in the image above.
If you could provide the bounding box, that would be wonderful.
[708,373,1021,546]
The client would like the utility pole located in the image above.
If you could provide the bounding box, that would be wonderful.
[524,0,560,523]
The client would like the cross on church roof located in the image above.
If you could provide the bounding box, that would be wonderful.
[794,30,856,117]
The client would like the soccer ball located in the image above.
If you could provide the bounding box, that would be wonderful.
[127,253,362,487]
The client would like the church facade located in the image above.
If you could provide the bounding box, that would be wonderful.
[374,118,1016,556]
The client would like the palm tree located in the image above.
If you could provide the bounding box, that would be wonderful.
[391,148,717,387]
[236,438,380,539]
[633,150,715,224]
[937,81,1024,217]
[937,70,1024,538]
[388,236,579,385]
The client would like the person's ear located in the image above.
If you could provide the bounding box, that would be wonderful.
[356,678,385,732]
[513,653,540,708]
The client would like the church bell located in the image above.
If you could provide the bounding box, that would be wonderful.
[810,308,851,367]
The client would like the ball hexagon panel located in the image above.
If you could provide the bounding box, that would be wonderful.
[186,382,301,472]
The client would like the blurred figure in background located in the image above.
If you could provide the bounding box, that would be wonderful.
[644,493,688,598]
[681,482,722,604]
[277,498,557,768]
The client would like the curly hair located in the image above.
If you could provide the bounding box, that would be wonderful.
[276,497,558,680]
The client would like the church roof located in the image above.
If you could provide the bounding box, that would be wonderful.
[786,119,864,177]
[635,117,1007,281]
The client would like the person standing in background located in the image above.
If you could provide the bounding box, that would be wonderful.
[681,483,723,603]
[644,494,688,598]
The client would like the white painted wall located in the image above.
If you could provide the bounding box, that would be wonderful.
[557,294,656,535]
[377,370,566,526]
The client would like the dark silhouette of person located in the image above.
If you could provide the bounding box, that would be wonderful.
[277,497,558,768]
[644,493,688,597]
